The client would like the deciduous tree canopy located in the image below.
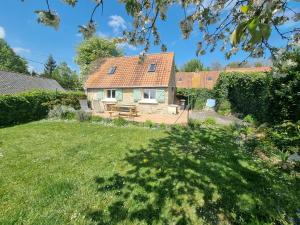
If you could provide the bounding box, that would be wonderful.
[75,37,122,80]
[181,59,207,72]
[0,39,28,74]
[52,62,81,90]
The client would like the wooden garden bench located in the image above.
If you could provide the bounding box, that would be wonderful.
[110,105,138,118]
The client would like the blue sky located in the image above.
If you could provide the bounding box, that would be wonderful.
[0,0,299,73]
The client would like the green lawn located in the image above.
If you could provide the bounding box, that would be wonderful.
[0,121,299,225]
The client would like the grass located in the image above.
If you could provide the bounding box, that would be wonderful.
[0,120,299,224]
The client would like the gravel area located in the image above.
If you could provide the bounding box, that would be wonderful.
[190,109,243,125]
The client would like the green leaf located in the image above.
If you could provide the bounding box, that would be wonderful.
[247,18,259,36]
[259,24,271,40]
[240,5,249,13]
[248,29,262,46]
[230,22,247,46]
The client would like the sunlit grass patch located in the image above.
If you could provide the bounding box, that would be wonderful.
[0,121,299,224]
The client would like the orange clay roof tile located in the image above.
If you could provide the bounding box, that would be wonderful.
[85,52,174,88]
[176,67,271,89]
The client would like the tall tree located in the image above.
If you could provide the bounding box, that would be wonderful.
[75,37,122,81]
[23,1,299,59]
[181,59,207,72]
[43,55,57,78]
[0,39,28,73]
[52,62,81,90]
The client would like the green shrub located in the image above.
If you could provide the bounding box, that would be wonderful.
[266,121,300,153]
[203,117,216,125]
[188,118,201,127]
[144,120,155,128]
[48,105,76,120]
[159,123,167,129]
[268,47,300,124]
[194,99,205,110]
[244,115,256,124]
[217,100,231,115]
[75,110,92,122]
[112,117,128,126]
[0,90,86,126]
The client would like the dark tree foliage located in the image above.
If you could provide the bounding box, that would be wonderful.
[181,59,207,72]
[43,55,57,78]
[0,39,28,74]
[75,37,122,81]
[52,62,81,90]
[268,48,300,123]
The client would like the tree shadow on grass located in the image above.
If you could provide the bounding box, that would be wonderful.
[88,124,299,224]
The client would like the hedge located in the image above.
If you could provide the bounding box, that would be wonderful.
[214,71,300,124]
[268,72,300,123]
[214,72,270,122]
[0,90,86,126]
[176,88,214,110]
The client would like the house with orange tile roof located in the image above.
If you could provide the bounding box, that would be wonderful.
[176,67,271,89]
[84,52,176,114]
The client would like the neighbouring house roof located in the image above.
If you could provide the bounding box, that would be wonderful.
[224,66,272,72]
[176,67,272,89]
[0,71,64,94]
[85,52,175,89]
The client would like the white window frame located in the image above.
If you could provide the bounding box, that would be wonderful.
[106,89,116,99]
[143,89,156,100]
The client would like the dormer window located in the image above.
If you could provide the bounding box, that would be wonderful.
[108,66,116,74]
[148,64,156,72]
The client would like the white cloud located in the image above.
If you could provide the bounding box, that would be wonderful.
[97,31,109,38]
[108,15,127,34]
[28,64,35,73]
[0,26,5,39]
[13,47,31,54]
[116,42,138,51]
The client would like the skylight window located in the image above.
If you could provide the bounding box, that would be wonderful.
[108,66,116,74]
[148,64,156,72]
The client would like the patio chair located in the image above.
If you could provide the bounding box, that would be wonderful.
[79,99,92,113]
[92,100,104,113]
